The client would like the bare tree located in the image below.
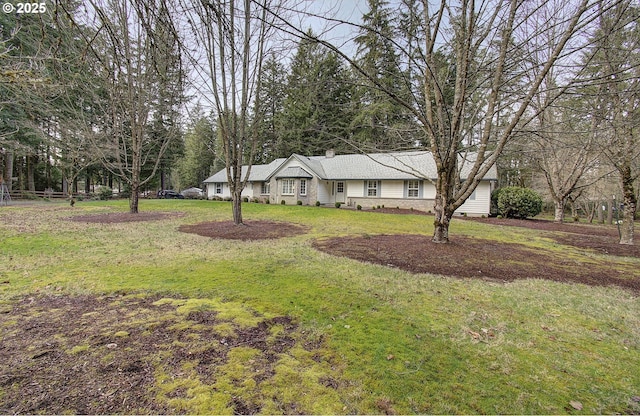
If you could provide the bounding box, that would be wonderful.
[528,101,602,223]
[179,0,285,224]
[582,1,640,244]
[270,0,603,242]
[64,0,184,213]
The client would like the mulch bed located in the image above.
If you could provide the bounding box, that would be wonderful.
[68,211,185,223]
[462,216,640,257]
[313,234,640,294]
[179,220,308,240]
[462,216,621,235]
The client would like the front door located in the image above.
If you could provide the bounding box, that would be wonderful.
[335,181,345,203]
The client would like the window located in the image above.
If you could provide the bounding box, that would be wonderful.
[261,182,270,195]
[299,179,307,196]
[215,183,223,194]
[336,182,344,193]
[282,179,295,195]
[407,180,419,198]
[367,180,378,197]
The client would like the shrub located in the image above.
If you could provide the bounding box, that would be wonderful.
[265,198,270,204]
[243,196,249,203]
[357,205,362,210]
[496,186,543,219]
[252,197,259,203]
[297,200,302,205]
[280,200,286,205]
[119,185,131,199]
[98,187,113,201]
[335,202,342,208]
[315,201,321,207]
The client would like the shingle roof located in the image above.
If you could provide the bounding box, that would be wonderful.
[275,166,313,179]
[277,151,498,181]
[204,151,498,183]
[203,158,286,183]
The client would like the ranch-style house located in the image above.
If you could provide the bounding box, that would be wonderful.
[203,150,498,216]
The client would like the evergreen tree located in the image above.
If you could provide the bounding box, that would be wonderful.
[352,0,410,150]
[175,109,216,189]
[276,32,355,157]
[255,54,286,163]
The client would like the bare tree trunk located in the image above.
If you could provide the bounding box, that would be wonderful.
[27,154,36,192]
[433,204,452,243]
[597,200,604,223]
[3,150,13,192]
[432,171,455,243]
[607,197,614,225]
[554,199,566,223]
[130,186,139,214]
[619,166,636,245]
[130,148,141,214]
[232,189,243,225]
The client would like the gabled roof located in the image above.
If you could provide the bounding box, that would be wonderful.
[203,158,286,183]
[275,166,313,179]
[268,151,498,181]
[204,151,498,183]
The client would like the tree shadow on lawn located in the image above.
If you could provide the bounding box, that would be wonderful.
[312,234,640,294]
[68,211,185,223]
[179,220,308,240]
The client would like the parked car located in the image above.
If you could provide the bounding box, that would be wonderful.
[180,187,204,199]
[161,190,184,199]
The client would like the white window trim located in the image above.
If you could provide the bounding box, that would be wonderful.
[367,180,378,197]
[407,180,419,198]
[261,182,270,195]
[215,183,223,194]
[282,179,295,195]
[299,179,307,196]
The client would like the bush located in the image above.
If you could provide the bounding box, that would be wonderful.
[297,200,302,205]
[315,201,321,207]
[357,205,362,210]
[98,187,113,201]
[496,186,543,219]
[335,202,342,208]
[280,200,286,205]
[119,185,131,199]
[243,196,249,203]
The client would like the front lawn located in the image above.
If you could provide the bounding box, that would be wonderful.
[1,200,638,414]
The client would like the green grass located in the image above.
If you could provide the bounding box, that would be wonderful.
[1,199,639,414]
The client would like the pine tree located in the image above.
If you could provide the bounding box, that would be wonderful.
[276,32,355,157]
[352,0,410,150]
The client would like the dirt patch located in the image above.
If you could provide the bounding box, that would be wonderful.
[550,233,640,257]
[313,234,640,294]
[462,216,639,257]
[463,216,624,236]
[179,220,308,240]
[0,294,337,414]
[68,211,185,223]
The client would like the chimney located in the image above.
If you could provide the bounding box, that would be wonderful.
[325,149,335,158]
